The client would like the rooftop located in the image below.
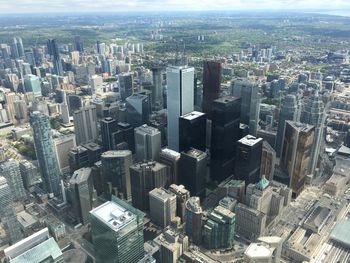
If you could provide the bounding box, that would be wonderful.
[244,243,272,259]
[101,150,132,158]
[238,135,263,146]
[69,167,92,185]
[181,111,206,121]
[160,148,181,159]
[330,219,350,248]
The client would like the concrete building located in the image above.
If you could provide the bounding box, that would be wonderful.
[166,66,194,151]
[169,184,190,223]
[24,74,41,97]
[4,228,63,263]
[185,197,203,245]
[261,141,276,181]
[135,124,161,162]
[244,236,282,263]
[90,75,103,94]
[0,159,26,200]
[149,187,177,228]
[90,197,145,263]
[73,105,98,145]
[160,148,181,185]
[19,160,40,191]
[151,67,164,110]
[119,73,133,101]
[53,134,76,174]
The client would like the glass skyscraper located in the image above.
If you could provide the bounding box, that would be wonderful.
[30,111,61,196]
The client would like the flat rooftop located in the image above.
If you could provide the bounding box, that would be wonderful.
[181,111,206,120]
[238,135,263,146]
[330,219,350,248]
[90,201,136,232]
[244,243,272,259]
[101,150,132,158]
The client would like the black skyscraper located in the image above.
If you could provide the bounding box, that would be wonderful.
[234,135,263,186]
[47,39,63,75]
[202,60,221,115]
[210,96,241,182]
[179,111,207,152]
[74,35,84,53]
[179,148,207,198]
[101,117,118,151]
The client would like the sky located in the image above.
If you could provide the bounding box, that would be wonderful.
[0,0,350,14]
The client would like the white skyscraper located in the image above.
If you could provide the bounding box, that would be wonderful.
[166,66,194,151]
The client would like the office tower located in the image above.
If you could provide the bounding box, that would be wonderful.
[235,135,263,186]
[47,39,63,76]
[169,184,190,223]
[90,197,145,263]
[82,142,102,166]
[160,148,181,184]
[53,134,76,174]
[300,91,325,176]
[73,105,98,145]
[101,150,133,200]
[202,60,221,114]
[202,205,235,249]
[179,111,207,152]
[30,111,61,196]
[68,146,89,173]
[276,95,297,157]
[130,161,169,211]
[4,228,63,263]
[0,159,26,200]
[261,141,276,181]
[151,67,164,110]
[4,92,16,123]
[11,38,19,58]
[67,167,93,224]
[231,78,260,136]
[154,228,189,263]
[90,75,103,94]
[67,94,82,115]
[119,73,133,101]
[280,121,314,196]
[101,117,118,151]
[166,66,195,151]
[179,148,207,198]
[0,176,23,244]
[126,93,150,128]
[15,37,25,57]
[149,187,177,228]
[14,100,28,123]
[185,197,203,245]
[23,74,41,97]
[244,236,282,263]
[210,96,241,181]
[135,124,161,161]
[74,35,84,53]
[96,41,106,55]
[60,91,70,124]
[117,122,135,152]
[19,160,39,191]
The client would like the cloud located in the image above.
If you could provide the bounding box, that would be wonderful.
[0,0,349,13]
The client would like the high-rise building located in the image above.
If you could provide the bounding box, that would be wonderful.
[202,205,235,249]
[130,161,169,211]
[244,236,282,263]
[73,105,98,145]
[159,148,181,184]
[90,197,145,263]
[119,73,133,101]
[74,35,84,53]
[166,66,194,151]
[68,146,89,173]
[300,91,325,176]
[14,100,28,123]
[231,78,260,136]
[101,150,133,200]
[47,39,63,76]
[235,135,263,186]
[90,75,103,94]
[53,134,76,174]
[179,111,207,152]
[276,95,298,157]
[67,167,93,224]
[179,148,207,198]
[30,111,61,196]
[0,176,23,244]
[210,96,241,181]
[19,160,40,191]
[24,74,41,97]
[169,184,190,223]
[0,159,26,200]
[202,60,221,114]
[134,124,161,162]
[151,67,164,110]
[185,197,203,245]
[280,121,314,196]
[101,117,118,151]
[4,228,63,263]
[261,141,276,181]
[126,93,150,128]
[149,187,177,228]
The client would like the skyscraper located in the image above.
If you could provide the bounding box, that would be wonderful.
[210,96,241,181]
[179,148,207,198]
[202,60,221,114]
[134,124,161,162]
[231,78,260,136]
[169,184,190,223]
[74,35,84,53]
[159,148,181,185]
[166,66,195,151]
[151,67,164,110]
[235,135,263,186]
[30,111,61,196]
[130,161,169,211]
[0,159,26,200]
[126,93,150,128]
[47,39,63,76]
[185,196,203,245]
[260,141,276,181]
[276,95,298,157]
[90,75,103,94]
[101,117,118,151]
[179,111,207,152]
[19,160,40,191]
[101,150,133,201]
[0,176,23,244]
[118,73,133,101]
[90,197,145,263]
[73,105,98,145]
[280,121,314,196]
[24,74,42,97]
[300,91,325,176]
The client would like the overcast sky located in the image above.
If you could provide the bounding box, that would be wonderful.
[0,0,350,13]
